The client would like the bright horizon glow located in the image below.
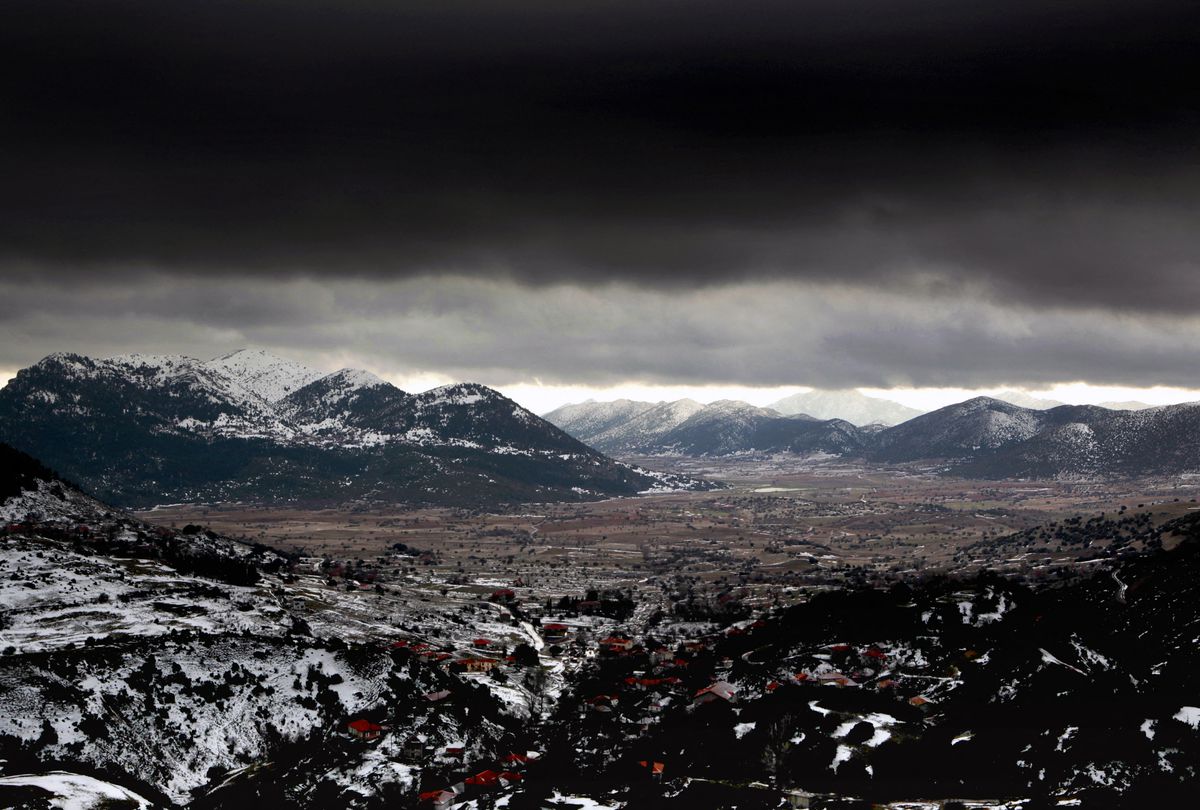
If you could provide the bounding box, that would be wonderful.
[497,382,1200,415]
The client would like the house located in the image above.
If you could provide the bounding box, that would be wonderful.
[451,656,501,673]
[637,760,665,781]
[418,789,457,808]
[784,789,814,808]
[502,752,529,768]
[489,588,516,603]
[542,623,570,640]
[465,769,501,788]
[864,646,887,660]
[599,636,634,652]
[472,638,494,649]
[587,694,620,713]
[424,689,453,702]
[347,719,384,741]
[817,672,857,687]
[909,695,932,706]
[693,681,737,706]
[444,746,465,758]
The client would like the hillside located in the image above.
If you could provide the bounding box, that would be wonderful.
[0,451,550,808]
[875,397,1200,478]
[0,351,709,508]
[536,512,1200,807]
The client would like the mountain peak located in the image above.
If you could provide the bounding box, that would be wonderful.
[420,382,504,406]
[769,389,924,426]
[324,368,388,389]
[203,348,325,402]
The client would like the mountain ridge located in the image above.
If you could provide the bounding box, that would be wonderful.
[547,394,1200,478]
[0,351,712,507]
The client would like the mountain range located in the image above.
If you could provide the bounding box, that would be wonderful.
[0,350,706,508]
[547,395,1200,478]
[767,389,924,425]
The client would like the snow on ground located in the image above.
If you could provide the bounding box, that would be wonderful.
[830,744,853,771]
[543,793,625,809]
[1173,706,1200,729]
[0,771,153,810]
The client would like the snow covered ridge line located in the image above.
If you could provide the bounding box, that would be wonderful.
[2,352,711,506]
[6,350,544,450]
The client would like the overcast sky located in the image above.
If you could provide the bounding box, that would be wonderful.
[3,1,1199,411]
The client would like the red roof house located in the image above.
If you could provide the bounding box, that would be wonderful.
[347,719,384,741]
[465,769,501,787]
[693,681,737,705]
[419,789,458,808]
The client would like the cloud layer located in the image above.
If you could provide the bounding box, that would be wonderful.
[3,276,1200,392]
[1,2,1198,389]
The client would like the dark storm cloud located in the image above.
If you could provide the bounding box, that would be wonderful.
[4,276,1200,392]
[3,1,1199,314]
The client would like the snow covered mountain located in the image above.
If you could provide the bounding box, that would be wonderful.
[768,389,924,426]
[0,351,704,507]
[203,348,327,402]
[542,398,657,440]
[548,394,1200,478]
[548,398,870,457]
[873,396,1200,478]
[1098,399,1155,411]
[990,389,1068,410]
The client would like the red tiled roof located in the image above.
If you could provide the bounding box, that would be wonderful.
[638,760,665,774]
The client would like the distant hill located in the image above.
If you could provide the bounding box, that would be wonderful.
[768,389,924,426]
[0,351,711,508]
[991,390,1067,410]
[874,396,1200,478]
[1097,399,1156,411]
[548,394,1200,478]
[547,398,869,457]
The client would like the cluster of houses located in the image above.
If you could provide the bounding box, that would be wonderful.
[417,751,539,808]
[386,637,513,675]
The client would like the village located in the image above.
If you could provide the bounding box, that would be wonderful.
[120,468,1200,808]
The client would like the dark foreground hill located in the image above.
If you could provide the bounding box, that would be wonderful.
[534,511,1200,808]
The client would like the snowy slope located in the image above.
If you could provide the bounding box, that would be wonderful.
[542,399,657,443]
[202,348,326,402]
